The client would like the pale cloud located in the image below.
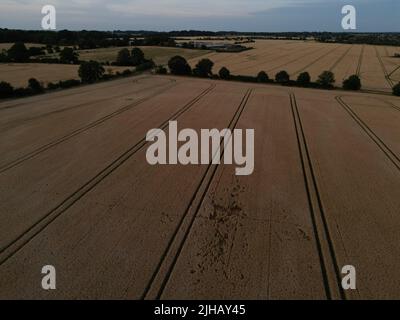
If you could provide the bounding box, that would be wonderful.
[0,0,311,18]
[0,0,397,32]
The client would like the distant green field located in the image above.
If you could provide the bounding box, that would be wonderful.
[76,46,211,65]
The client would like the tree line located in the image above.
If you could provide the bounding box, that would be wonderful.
[160,55,400,96]
[1,42,155,69]
[2,29,399,47]
[0,47,155,100]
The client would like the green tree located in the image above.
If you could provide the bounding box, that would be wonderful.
[155,66,168,74]
[116,48,132,66]
[219,67,231,80]
[275,70,290,83]
[0,81,14,99]
[257,71,269,83]
[135,60,155,72]
[131,47,145,66]
[343,75,362,90]
[78,61,105,83]
[60,47,79,64]
[168,56,192,75]
[0,50,9,62]
[28,78,44,94]
[297,72,311,86]
[28,47,45,57]
[317,71,335,88]
[393,83,400,96]
[7,42,29,62]
[194,59,214,78]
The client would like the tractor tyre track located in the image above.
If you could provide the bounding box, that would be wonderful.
[290,93,345,300]
[0,80,178,174]
[329,45,353,72]
[0,84,216,265]
[356,45,365,77]
[375,46,394,88]
[291,45,341,76]
[266,46,327,74]
[0,78,176,132]
[142,89,253,300]
[336,96,400,171]
[0,76,151,111]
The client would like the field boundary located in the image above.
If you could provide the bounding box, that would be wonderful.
[0,75,152,111]
[0,78,176,133]
[0,84,216,265]
[336,96,400,171]
[142,89,253,300]
[290,93,345,300]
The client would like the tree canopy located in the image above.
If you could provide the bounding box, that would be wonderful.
[343,75,361,90]
[78,61,105,83]
[317,71,335,88]
[219,67,231,80]
[393,83,400,96]
[257,71,269,83]
[59,47,79,64]
[7,42,29,62]
[168,56,192,75]
[194,59,214,77]
[297,72,311,86]
[275,70,290,83]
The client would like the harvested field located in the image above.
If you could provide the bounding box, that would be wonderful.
[0,75,399,299]
[0,63,133,87]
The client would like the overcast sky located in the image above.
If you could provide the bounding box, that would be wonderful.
[0,0,398,32]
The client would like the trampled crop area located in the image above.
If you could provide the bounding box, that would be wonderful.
[0,75,399,299]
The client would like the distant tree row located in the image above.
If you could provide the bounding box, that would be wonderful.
[162,55,372,92]
[2,29,399,47]
[0,29,129,48]
[0,42,40,62]
[0,43,156,73]
[0,79,45,99]
[0,61,139,100]
[0,42,80,64]
[114,47,154,68]
[318,33,400,47]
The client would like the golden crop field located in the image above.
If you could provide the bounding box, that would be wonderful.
[76,46,210,65]
[188,40,400,93]
[0,74,400,299]
[0,63,134,87]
